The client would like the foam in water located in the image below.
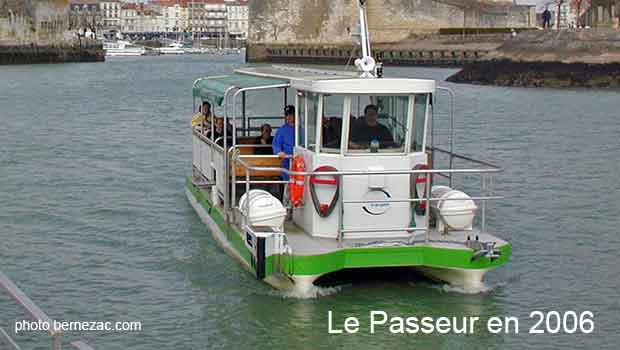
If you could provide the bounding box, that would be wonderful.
[426,279,511,294]
[440,283,495,294]
[270,285,343,299]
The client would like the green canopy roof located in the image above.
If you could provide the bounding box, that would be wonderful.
[193,73,289,106]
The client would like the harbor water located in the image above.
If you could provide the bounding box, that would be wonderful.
[1,55,619,349]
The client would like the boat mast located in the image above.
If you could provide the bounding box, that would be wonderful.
[354,0,376,78]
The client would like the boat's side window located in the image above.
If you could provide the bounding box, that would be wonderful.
[411,94,428,152]
[320,94,345,153]
[378,95,408,151]
[297,92,306,147]
[306,93,319,152]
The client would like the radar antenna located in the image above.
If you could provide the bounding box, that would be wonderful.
[354,0,376,78]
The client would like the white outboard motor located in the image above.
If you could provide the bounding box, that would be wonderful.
[239,189,286,229]
[430,186,477,232]
[239,190,289,279]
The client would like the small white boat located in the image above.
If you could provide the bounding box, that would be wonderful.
[103,41,146,57]
[183,47,203,54]
[157,42,185,55]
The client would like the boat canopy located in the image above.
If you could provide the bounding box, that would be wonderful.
[192,74,289,106]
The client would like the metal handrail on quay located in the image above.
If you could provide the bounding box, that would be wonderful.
[0,271,95,350]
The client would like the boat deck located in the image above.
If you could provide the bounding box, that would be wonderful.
[193,184,507,257]
[226,191,506,256]
[282,221,507,256]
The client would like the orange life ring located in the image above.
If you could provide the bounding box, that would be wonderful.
[289,155,306,208]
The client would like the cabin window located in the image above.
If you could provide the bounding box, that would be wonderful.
[306,92,319,151]
[411,94,429,152]
[347,95,408,154]
[320,94,346,153]
[296,92,306,147]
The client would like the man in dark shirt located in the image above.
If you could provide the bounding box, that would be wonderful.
[542,8,551,29]
[349,104,393,149]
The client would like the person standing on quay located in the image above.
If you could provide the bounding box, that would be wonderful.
[542,8,552,29]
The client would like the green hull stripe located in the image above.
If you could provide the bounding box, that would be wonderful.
[187,179,510,277]
[187,178,252,265]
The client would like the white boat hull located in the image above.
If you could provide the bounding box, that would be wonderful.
[157,48,185,55]
[415,266,490,291]
[105,50,145,57]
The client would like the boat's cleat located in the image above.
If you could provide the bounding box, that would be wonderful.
[467,238,502,262]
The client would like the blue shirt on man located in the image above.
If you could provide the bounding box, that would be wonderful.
[272,123,295,180]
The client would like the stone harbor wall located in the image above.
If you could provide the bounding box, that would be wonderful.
[247,0,535,62]
[0,0,103,64]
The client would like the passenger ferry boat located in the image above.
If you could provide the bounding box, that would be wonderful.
[186,1,510,296]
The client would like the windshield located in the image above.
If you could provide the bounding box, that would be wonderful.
[347,95,409,154]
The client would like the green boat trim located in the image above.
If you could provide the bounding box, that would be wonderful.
[187,178,510,278]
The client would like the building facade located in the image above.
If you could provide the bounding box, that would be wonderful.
[120,3,140,32]
[161,2,189,32]
[99,0,121,30]
[187,0,227,36]
[138,10,165,33]
[110,0,247,35]
[226,0,248,39]
[68,0,100,31]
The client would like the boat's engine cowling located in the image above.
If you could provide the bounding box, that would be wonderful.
[430,186,477,232]
[239,190,289,279]
[239,190,286,229]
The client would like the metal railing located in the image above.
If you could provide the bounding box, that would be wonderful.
[229,144,290,209]
[191,83,501,242]
[0,271,95,350]
[246,115,285,135]
[232,156,501,242]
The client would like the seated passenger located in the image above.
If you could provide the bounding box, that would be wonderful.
[191,101,212,133]
[322,117,342,148]
[254,123,274,155]
[349,104,394,150]
[207,117,233,146]
[207,117,223,140]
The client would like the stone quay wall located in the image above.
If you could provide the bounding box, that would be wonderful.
[0,0,104,64]
[247,0,535,63]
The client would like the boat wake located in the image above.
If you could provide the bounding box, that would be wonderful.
[424,279,512,294]
[439,283,497,294]
[271,285,342,299]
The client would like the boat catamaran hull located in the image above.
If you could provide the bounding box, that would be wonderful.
[187,179,509,296]
[185,64,510,297]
